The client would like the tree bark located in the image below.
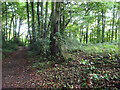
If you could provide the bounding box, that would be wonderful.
[31,0,35,43]
[26,0,32,44]
[14,16,17,39]
[82,27,83,43]
[83,34,85,44]
[111,5,115,42]
[37,1,40,38]
[18,17,22,37]
[102,9,106,43]
[5,2,7,41]
[80,26,82,43]
[60,3,65,35]
[50,2,55,55]
[115,24,117,40]
[44,1,48,38]
[50,2,60,56]
[109,29,111,41]
[13,16,15,38]
[97,14,100,43]
[86,25,88,44]
[115,11,118,41]
[40,1,43,38]
[9,11,14,41]
[118,2,120,54]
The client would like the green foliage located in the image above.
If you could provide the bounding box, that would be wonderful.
[3,41,18,52]
[79,59,88,65]
[64,37,80,52]
[29,38,50,56]
[2,41,19,59]
[2,54,5,59]
[2,1,120,89]
[80,42,118,55]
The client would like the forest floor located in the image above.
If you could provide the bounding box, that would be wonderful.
[2,46,120,89]
[2,47,36,88]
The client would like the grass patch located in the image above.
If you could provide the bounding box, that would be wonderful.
[80,43,118,54]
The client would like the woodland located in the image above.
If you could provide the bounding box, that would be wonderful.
[1,1,120,89]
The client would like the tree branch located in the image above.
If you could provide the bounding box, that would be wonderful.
[61,16,72,30]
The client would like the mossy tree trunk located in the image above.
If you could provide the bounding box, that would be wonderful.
[50,2,60,56]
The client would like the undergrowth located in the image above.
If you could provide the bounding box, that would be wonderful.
[26,39,120,89]
[2,41,19,59]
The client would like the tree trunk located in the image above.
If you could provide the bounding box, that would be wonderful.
[111,5,115,42]
[109,29,111,41]
[13,16,15,39]
[3,26,5,42]
[86,25,88,44]
[26,0,32,44]
[37,1,40,38]
[60,3,65,35]
[50,2,60,56]
[82,28,83,43]
[91,33,93,43]
[25,35,28,45]
[118,2,120,53]
[90,33,92,42]
[44,1,48,38]
[9,11,14,41]
[5,2,7,41]
[97,14,100,43]
[18,17,22,37]
[14,16,17,39]
[80,26,82,43]
[115,11,118,41]
[102,9,106,43]
[83,34,86,44]
[40,1,43,38]
[50,2,55,55]
[31,1,35,43]
[115,24,117,40]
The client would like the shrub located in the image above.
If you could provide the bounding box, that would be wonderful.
[30,38,50,55]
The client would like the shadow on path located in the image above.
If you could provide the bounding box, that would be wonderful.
[2,46,35,88]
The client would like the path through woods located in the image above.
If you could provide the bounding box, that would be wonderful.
[2,47,120,88]
[2,47,37,88]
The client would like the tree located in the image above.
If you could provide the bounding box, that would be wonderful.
[86,25,89,44]
[40,1,43,38]
[101,9,106,43]
[26,0,31,44]
[115,23,118,40]
[79,26,82,43]
[50,2,61,56]
[111,4,115,42]
[44,1,48,38]
[1,1,119,54]
[31,0,35,43]
[9,8,14,41]
[37,1,40,38]
[5,2,7,41]
[97,14,101,43]
[118,2,120,53]
[18,17,22,38]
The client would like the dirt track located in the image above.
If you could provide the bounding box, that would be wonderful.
[2,47,35,88]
